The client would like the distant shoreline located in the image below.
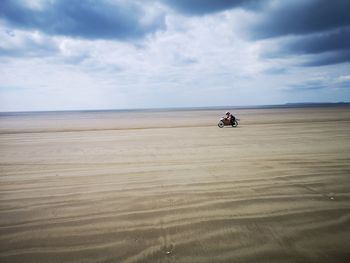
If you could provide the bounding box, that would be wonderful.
[1,102,349,116]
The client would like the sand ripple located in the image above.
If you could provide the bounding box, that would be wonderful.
[1,107,350,262]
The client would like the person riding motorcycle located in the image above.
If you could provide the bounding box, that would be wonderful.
[225,111,235,125]
[218,111,239,128]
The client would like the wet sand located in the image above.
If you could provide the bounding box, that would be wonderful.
[1,106,350,262]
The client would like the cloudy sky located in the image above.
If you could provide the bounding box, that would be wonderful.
[0,0,349,111]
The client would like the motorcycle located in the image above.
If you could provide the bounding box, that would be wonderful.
[218,116,239,128]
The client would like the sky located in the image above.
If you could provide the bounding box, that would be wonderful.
[0,0,350,111]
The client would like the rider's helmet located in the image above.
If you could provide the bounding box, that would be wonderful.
[225,111,230,115]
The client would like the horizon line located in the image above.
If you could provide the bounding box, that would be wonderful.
[1,102,349,114]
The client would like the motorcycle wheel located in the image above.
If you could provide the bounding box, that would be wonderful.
[232,121,238,127]
[218,121,224,128]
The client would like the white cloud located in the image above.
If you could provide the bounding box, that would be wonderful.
[0,1,349,111]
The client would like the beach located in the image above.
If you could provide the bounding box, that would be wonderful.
[1,106,350,263]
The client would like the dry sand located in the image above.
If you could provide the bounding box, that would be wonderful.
[1,106,350,263]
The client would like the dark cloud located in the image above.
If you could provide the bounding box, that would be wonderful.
[161,0,262,15]
[303,50,350,67]
[262,27,350,66]
[250,0,350,39]
[249,0,350,66]
[284,27,350,55]
[0,0,165,40]
[291,28,350,66]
